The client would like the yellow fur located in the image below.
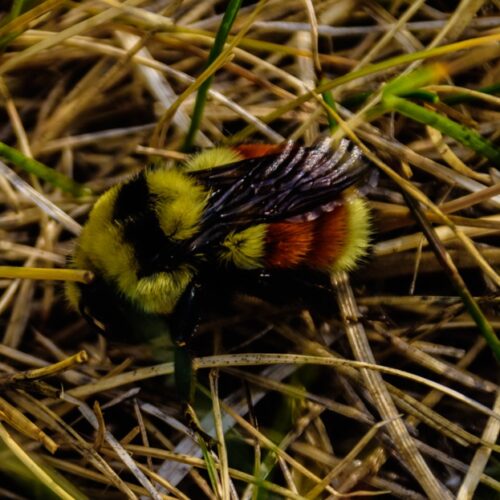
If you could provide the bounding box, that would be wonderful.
[66,243,94,309]
[219,225,267,269]
[332,197,371,272]
[135,266,194,314]
[65,281,80,310]
[78,188,137,289]
[184,147,243,171]
[66,187,138,309]
[147,169,207,240]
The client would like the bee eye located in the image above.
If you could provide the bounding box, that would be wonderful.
[81,306,107,333]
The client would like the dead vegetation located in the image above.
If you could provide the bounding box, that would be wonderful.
[0,1,499,499]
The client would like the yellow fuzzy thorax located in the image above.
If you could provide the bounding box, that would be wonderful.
[146,168,207,240]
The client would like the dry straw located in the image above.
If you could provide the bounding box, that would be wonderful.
[0,1,499,499]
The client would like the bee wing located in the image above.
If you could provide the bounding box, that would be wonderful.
[189,139,367,247]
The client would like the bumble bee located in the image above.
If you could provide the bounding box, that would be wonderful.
[66,138,370,398]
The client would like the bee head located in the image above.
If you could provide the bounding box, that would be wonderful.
[66,275,171,343]
[66,275,121,334]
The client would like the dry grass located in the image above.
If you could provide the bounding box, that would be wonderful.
[0,1,499,499]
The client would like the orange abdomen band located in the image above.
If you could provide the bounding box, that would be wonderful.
[265,205,348,270]
[234,144,286,159]
[265,219,315,268]
[306,205,348,268]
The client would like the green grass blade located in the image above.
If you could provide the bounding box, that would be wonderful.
[341,89,438,110]
[443,82,500,105]
[400,90,439,103]
[403,191,500,363]
[229,35,500,143]
[320,80,338,131]
[10,0,26,19]
[0,142,91,197]
[2,0,40,23]
[0,0,41,49]
[0,425,87,500]
[383,94,500,166]
[182,0,243,152]
[382,64,445,97]
[198,435,221,497]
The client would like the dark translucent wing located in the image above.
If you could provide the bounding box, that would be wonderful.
[189,139,367,249]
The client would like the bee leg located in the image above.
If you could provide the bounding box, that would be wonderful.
[173,344,194,404]
[170,281,203,404]
[170,281,218,448]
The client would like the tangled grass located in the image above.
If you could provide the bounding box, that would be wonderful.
[0,1,499,499]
